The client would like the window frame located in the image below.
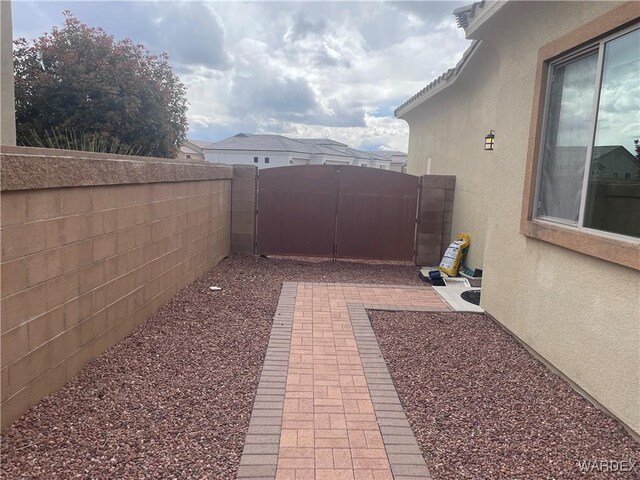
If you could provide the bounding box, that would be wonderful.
[532,23,638,230]
[264,157,270,164]
[520,3,640,270]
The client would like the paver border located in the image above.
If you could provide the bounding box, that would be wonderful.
[238,282,443,480]
[349,303,433,480]
[237,282,297,480]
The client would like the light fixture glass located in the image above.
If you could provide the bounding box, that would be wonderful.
[484,130,495,150]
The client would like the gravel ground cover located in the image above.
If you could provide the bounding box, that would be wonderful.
[1,255,420,479]
[370,310,640,480]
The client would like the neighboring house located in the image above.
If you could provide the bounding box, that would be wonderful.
[371,150,409,173]
[177,139,210,162]
[590,145,640,179]
[396,1,639,437]
[202,133,407,170]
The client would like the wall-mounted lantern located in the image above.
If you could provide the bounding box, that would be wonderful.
[484,130,495,150]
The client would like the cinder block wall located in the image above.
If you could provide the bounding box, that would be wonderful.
[415,175,455,266]
[0,148,233,428]
[231,165,257,254]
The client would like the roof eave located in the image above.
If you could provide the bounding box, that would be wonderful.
[395,77,455,119]
[462,0,510,39]
[394,40,481,118]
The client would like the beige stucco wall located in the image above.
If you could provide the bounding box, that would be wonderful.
[177,150,205,162]
[401,1,640,435]
[1,149,233,429]
[403,42,500,269]
[0,0,16,145]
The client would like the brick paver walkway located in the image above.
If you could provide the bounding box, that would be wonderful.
[237,283,450,480]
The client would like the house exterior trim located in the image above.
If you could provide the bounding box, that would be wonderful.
[394,41,481,118]
[456,1,511,39]
[520,2,640,271]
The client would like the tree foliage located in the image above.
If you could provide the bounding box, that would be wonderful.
[14,12,188,158]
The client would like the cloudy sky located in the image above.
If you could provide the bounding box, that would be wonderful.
[12,1,470,151]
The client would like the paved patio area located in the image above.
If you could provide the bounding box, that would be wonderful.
[237,282,451,480]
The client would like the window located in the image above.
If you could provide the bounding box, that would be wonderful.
[265,157,270,164]
[186,154,191,159]
[253,157,258,163]
[360,163,367,167]
[379,165,387,170]
[535,26,639,238]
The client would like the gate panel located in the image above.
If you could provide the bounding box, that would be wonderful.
[257,165,338,256]
[336,166,419,261]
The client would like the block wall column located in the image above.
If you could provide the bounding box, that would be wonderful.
[231,165,257,254]
[414,175,455,266]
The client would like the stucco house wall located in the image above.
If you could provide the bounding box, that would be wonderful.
[176,147,204,162]
[204,150,293,169]
[320,154,356,165]
[399,1,640,436]
[0,0,16,146]
[403,42,499,269]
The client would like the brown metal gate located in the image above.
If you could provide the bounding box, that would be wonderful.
[256,165,419,261]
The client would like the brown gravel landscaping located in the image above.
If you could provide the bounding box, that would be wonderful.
[1,255,420,479]
[370,310,640,480]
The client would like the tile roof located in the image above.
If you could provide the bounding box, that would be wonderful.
[295,138,348,147]
[370,151,407,164]
[204,133,406,162]
[188,140,215,149]
[453,1,484,29]
[394,40,480,117]
[205,134,314,154]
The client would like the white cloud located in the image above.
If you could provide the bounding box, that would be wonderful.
[12,0,471,151]
[264,113,410,152]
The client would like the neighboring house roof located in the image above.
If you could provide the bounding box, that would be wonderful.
[188,140,214,149]
[592,145,640,170]
[551,146,640,174]
[312,144,357,158]
[394,40,480,118]
[203,133,405,162]
[370,151,407,164]
[296,138,348,147]
[206,133,315,154]
[180,146,201,155]
[180,139,214,153]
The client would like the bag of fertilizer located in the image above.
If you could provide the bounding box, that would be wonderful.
[438,233,470,277]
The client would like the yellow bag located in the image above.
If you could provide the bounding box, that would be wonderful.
[438,233,470,277]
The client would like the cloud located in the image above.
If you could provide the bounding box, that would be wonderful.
[12,1,472,153]
[230,72,317,121]
[284,11,330,42]
[390,1,467,20]
[149,3,232,71]
[12,1,232,71]
[264,112,410,151]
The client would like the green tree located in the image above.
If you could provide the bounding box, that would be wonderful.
[14,11,188,158]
